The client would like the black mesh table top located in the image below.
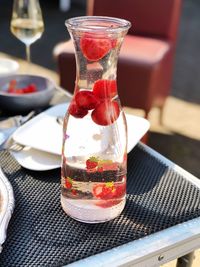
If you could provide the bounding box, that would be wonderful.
[0,144,200,267]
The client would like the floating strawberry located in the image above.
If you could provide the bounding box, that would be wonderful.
[80,33,112,61]
[86,156,98,170]
[93,79,117,100]
[68,100,88,118]
[97,166,103,172]
[75,90,99,110]
[71,189,77,195]
[91,100,120,126]
[65,177,73,189]
[93,184,105,198]
[93,182,115,200]
[94,182,126,208]
[114,183,126,198]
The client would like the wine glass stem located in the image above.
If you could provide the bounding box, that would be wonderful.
[26,44,31,63]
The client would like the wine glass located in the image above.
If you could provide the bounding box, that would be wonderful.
[10,0,44,63]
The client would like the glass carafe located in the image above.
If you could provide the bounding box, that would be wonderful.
[61,16,131,223]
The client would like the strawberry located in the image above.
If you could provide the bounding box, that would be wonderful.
[93,182,115,200]
[93,184,105,198]
[68,100,88,118]
[86,156,98,169]
[11,89,24,94]
[80,33,112,61]
[94,182,126,208]
[114,183,126,198]
[7,80,38,94]
[75,90,99,110]
[91,100,120,126]
[97,166,103,172]
[65,177,72,189]
[23,83,37,93]
[93,79,117,100]
[71,189,77,195]
[8,79,17,92]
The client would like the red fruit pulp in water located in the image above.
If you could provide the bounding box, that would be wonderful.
[93,79,117,100]
[91,100,120,126]
[80,34,112,61]
[75,90,99,110]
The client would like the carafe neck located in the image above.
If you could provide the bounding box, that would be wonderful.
[66,16,131,91]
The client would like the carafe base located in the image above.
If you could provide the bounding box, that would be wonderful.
[61,195,126,223]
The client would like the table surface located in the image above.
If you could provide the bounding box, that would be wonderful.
[71,144,200,267]
[0,138,200,267]
[0,54,200,267]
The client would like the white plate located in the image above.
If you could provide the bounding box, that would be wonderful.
[13,103,68,155]
[11,147,61,171]
[0,168,15,253]
[0,58,19,76]
[12,103,150,170]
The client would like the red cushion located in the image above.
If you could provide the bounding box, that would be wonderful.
[120,35,171,65]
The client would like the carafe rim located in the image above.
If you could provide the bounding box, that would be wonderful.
[65,16,131,34]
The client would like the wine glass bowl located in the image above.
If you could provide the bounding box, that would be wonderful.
[10,0,44,62]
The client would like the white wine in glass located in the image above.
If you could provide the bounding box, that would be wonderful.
[10,0,44,63]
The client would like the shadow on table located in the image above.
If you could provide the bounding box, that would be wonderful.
[148,131,200,178]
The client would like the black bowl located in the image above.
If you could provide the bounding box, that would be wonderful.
[0,74,55,113]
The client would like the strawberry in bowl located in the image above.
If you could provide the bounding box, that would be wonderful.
[0,74,55,113]
[7,79,38,94]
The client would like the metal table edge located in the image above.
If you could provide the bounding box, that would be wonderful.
[65,143,200,267]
